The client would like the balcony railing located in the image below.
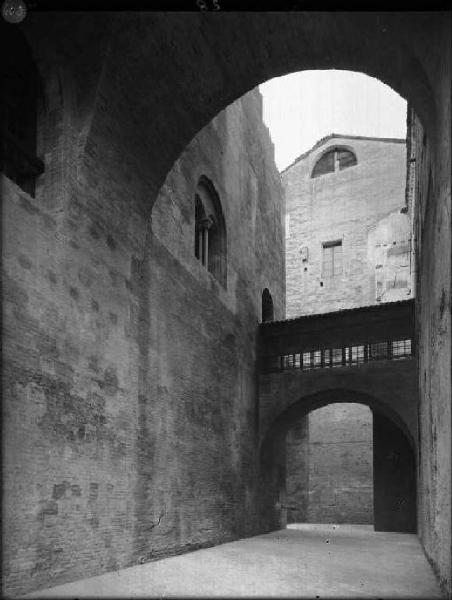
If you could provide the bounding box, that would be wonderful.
[261,338,413,373]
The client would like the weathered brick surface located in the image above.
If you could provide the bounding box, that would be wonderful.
[257,358,418,535]
[282,135,415,526]
[261,305,416,527]
[259,358,418,450]
[283,135,412,318]
[412,103,451,593]
[2,10,450,597]
[286,420,309,522]
[301,404,372,524]
[2,85,284,596]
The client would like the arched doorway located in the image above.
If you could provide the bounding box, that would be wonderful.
[372,410,416,533]
[259,391,416,535]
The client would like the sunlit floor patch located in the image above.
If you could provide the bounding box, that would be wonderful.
[24,524,442,599]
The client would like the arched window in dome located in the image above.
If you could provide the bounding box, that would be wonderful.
[311,147,357,179]
[194,176,227,287]
[0,22,44,196]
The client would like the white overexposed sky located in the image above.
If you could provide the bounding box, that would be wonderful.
[259,70,407,172]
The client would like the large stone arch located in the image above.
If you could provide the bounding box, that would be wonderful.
[91,12,441,204]
[259,388,417,535]
[258,358,418,453]
[260,387,416,456]
[22,11,444,210]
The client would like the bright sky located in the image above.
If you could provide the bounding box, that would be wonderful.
[259,70,407,172]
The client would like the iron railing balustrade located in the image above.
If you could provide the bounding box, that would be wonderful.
[262,338,413,373]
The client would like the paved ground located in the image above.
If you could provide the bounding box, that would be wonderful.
[23,524,442,598]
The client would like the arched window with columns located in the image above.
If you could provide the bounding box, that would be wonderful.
[194,176,227,288]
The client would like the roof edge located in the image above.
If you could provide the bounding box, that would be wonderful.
[280,133,406,175]
[261,298,414,327]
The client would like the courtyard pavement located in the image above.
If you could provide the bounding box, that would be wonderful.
[23,523,442,598]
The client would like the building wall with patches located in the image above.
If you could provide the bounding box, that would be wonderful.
[283,135,412,318]
[282,134,411,525]
[287,404,374,524]
[2,64,284,595]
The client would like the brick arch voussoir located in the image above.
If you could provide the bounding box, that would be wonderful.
[259,387,416,463]
[85,11,437,208]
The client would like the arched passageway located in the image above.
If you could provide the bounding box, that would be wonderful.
[259,390,416,535]
[3,11,449,597]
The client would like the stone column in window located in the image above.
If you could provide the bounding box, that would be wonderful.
[200,217,212,267]
[197,227,203,262]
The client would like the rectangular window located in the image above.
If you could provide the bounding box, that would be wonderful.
[313,350,322,369]
[350,345,365,364]
[281,355,291,369]
[322,240,342,277]
[323,348,332,367]
[302,352,312,370]
[332,348,343,367]
[392,339,412,357]
[281,354,301,369]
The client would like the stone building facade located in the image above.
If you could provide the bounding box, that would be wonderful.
[283,134,412,318]
[282,134,412,524]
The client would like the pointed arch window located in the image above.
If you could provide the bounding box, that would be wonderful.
[311,147,357,179]
[194,176,227,288]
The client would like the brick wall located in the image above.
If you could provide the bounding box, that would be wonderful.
[2,82,284,596]
[412,99,451,594]
[3,11,450,596]
[282,135,411,525]
[286,404,373,524]
[283,135,412,318]
[286,419,309,522]
[258,357,418,532]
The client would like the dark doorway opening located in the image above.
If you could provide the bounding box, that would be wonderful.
[373,410,417,533]
[262,288,274,322]
[273,400,417,534]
